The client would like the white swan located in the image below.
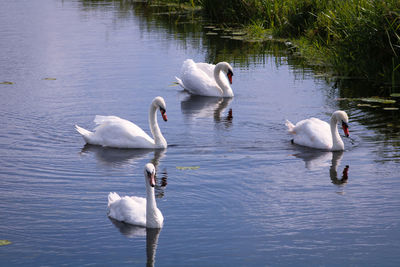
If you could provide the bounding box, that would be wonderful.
[107,163,164,228]
[75,96,167,149]
[175,59,234,97]
[285,110,350,151]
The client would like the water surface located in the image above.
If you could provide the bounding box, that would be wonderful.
[1,1,400,266]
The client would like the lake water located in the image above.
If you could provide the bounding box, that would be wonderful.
[1,0,400,266]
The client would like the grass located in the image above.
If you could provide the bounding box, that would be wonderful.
[154,0,400,93]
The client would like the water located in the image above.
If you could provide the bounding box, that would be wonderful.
[1,0,400,266]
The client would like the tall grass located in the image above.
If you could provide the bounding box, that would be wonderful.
[200,0,400,90]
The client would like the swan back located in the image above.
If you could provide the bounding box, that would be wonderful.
[107,163,163,228]
[286,110,350,151]
[177,59,234,97]
[75,97,168,149]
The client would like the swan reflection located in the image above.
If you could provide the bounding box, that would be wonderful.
[109,218,161,267]
[291,148,332,170]
[81,145,168,196]
[180,95,233,126]
[80,144,165,168]
[330,151,349,185]
[292,149,349,185]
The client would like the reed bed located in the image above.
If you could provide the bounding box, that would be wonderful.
[156,0,400,91]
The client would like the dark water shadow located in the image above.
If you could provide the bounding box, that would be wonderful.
[81,144,168,196]
[181,95,233,127]
[291,147,333,170]
[330,151,349,186]
[80,144,166,167]
[109,218,161,267]
[291,148,349,186]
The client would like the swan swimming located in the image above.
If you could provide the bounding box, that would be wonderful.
[285,110,350,151]
[107,163,164,228]
[75,96,168,149]
[175,59,234,97]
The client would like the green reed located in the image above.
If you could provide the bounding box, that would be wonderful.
[195,0,400,92]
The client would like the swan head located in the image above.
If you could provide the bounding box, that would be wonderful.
[152,96,168,122]
[216,62,234,84]
[333,110,349,137]
[144,163,156,188]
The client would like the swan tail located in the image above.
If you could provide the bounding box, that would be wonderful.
[94,115,111,125]
[108,192,121,206]
[175,76,185,89]
[285,120,296,134]
[75,125,93,142]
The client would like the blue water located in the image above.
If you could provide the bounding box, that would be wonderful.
[1,0,400,266]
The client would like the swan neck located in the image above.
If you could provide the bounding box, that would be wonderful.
[146,184,158,225]
[330,115,344,151]
[214,64,233,97]
[149,105,166,148]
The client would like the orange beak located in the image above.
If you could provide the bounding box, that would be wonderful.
[227,72,233,84]
[342,121,349,137]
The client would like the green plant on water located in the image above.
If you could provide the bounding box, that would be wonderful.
[199,0,400,92]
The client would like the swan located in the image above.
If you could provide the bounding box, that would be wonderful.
[107,163,164,228]
[75,96,168,149]
[285,110,350,151]
[175,59,234,97]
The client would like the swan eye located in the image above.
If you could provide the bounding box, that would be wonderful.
[159,107,166,114]
[227,70,233,76]
[146,170,152,177]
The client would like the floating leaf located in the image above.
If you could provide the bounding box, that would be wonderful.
[357,103,372,107]
[0,240,11,246]
[43,77,56,80]
[169,82,180,87]
[336,97,361,101]
[206,32,218,36]
[0,81,13,85]
[390,93,400,98]
[176,166,200,170]
[361,98,396,104]
[231,36,245,41]
[383,107,399,111]
[231,31,246,36]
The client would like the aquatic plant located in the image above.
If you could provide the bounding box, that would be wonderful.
[200,0,400,92]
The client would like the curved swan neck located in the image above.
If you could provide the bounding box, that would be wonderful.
[145,183,158,226]
[149,105,167,148]
[330,115,344,151]
[214,64,234,97]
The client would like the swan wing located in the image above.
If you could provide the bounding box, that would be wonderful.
[89,116,155,148]
[292,118,332,150]
[195,62,214,78]
[197,61,231,96]
[108,194,147,227]
[179,59,223,96]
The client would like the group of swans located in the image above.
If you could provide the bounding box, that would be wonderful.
[75,59,351,229]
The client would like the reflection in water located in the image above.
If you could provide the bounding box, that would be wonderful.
[292,148,332,170]
[146,228,161,267]
[109,218,161,267]
[181,94,233,127]
[109,217,146,237]
[330,152,349,186]
[292,149,349,186]
[155,168,168,199]
[80,144,165,167]
[81,145,168,196]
